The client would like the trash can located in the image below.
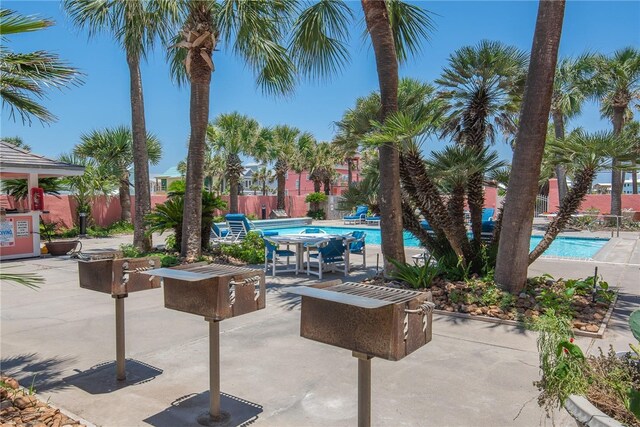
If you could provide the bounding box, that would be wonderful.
[261,204,267,220]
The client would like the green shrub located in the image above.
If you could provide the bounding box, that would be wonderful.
[160,254,180,267]
[305,192,327,204]
[437,252,471,282]
[480,284,502,306]
[219,232,265,264]
[306,209,326,220]
[164,234,177,251]
[389,257,441,289]
[533,311,589,414]
[246,213,258,220]
[120,244,143,258]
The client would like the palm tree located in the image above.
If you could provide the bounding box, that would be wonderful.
[494,0,566,293]
[590,47,640,217]
[265,125,314,208]
[64,0,180,252]
[549,55,594,202]
[290,147,311,196]
[207,113,262,215]
[529,130,630,263]
[308,141,339,196]
[169,1,306,260]
[57,153,116,225]
[253,166,274,196]
[436,40,528,245]
[1,9,81,124]
[74,126,162,222]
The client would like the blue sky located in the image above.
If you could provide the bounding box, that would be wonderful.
[2,1,639,182]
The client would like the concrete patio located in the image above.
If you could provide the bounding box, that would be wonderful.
[1,229,638,426]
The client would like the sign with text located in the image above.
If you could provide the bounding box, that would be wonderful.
[16,220,29,238]
[0,218,15,247]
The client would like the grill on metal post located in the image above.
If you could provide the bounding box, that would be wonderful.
[142,263,265,426]
[288,282,434,427]
[78,256,161,380]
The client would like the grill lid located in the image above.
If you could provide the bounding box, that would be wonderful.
[141,264,260,281]
[287,282,425,309]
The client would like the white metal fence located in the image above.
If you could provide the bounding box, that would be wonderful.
[534,195,549,217]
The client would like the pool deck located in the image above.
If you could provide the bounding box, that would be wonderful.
[1,227,638,427]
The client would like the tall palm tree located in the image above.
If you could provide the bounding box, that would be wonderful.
[64,0,180,251]
[549,55,594,202]
[290,145,312,196]
[207,113,261,214]
[253,166,274,196]
[436,40,528,246]
[169,1,303,260]
[1,9,81,124]
[74,126,162,222]
[494,0,565,293]
[308,141,339,195]
[265,125,314,208]
[590,47,640,217]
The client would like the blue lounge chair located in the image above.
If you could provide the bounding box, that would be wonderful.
[264,237,296,276]
[420,220,433,231]
[365,215,380,225]
[225,214,278,242]
[481,208,495,241]
[348,231,366,269]
[306,237,348,279]
[210,222,229,242]
[343,205,368,225]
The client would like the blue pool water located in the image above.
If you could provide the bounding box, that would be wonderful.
[263,226,609,259]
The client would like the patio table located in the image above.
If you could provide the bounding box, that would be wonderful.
[268,234,354,275]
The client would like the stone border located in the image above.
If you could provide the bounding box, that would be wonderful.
[432,294,618,339]
[565,395,624,427]
[33,392,96,427]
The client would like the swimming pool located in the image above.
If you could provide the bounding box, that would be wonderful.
[262,225,609,259]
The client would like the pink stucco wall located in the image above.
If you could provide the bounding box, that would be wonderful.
[0,194,311,227]
[547,178,640,214]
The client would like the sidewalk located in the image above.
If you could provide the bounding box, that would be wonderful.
[1,232,637,426]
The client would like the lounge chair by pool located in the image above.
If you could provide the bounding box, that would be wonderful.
[343,205,368,225]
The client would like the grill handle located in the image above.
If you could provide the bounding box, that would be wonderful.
[404,301,435,315]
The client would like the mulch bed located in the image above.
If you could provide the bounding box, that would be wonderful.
[0,376,85,427]
[366,275,615,335]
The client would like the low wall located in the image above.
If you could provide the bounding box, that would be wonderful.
[548,178,640,214]
[0,194,310,228]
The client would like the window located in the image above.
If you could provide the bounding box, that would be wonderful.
[295,179,300,189]
[161,179,167,191]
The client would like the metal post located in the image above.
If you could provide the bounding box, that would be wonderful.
[114,295,126,381]
[210,320,221,418]
[616,215,620,237]
[353,352,373,427]
[198,319,229,426]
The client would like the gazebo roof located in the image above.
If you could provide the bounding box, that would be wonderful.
[0,141,84,178]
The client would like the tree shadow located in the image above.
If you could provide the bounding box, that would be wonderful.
[0,353,75,392]
[62,358,162,394]
[143,391,263,427]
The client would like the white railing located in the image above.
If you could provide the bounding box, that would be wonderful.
[534,195,548,217]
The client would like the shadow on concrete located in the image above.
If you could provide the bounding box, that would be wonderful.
[0,353,75,392]
[143,391,263,427]
[433,313,532,336]
[608,292,640,330]
[63,358,162,394]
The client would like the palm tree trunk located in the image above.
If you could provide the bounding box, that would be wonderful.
[632,169,638,194]
[127,53,151,251]
[529,167,594,263]
[229,172,239,213]
[362,0,405,269]
[298,172,302,196]
[262,179,267,196]
[119,171,132,222]
[495,0,565,293]
[276,171,286,209]
[323,176,330,195]
[181,4,214,259]
[313,178,321,193]
[610,106,625,217]
[552,111,569,202]
[467,172,484,245]
[400,153,469,260]
[347,159,353,187]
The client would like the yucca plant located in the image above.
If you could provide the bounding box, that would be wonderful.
[388,257,441,289]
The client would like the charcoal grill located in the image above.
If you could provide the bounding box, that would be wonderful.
[78,256,161,380]
[288,281,434,427]
[142,263,265,426]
